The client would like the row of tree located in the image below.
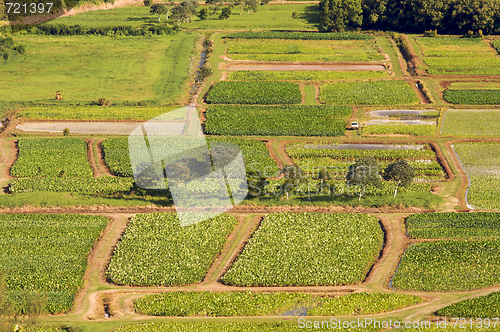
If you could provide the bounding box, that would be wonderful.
[320,0,500,34]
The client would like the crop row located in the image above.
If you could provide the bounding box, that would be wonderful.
[441,109,500,136]
[361,124,435,136]
[204,105,351,137]
[10,138,93,177]
[9,177,134,195]
[0,214,107,314]
[134,291,422,317]
[443,90,500,105]
[453,142,500,210]
[102,137,279,178]
[319,81,419,105]
[228,54,385,62]
[227,70,389,82]
[437,291,500,318]
[206,81,302,105]
[406,212,500,240]
[391,240,500,291]
[222,212,383,286]
[106,213,237,286]
[225,31,374,40]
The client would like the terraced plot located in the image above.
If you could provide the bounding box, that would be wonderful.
[437,291,500,318]
[443,90,500,105]
[221,212,383,286]
[227,70,390,82]
[0,214,108,314]
[441,109,500,136]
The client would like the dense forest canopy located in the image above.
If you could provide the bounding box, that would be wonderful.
[320,0,500,34]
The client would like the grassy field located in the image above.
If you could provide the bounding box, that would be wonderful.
[441,109,500,136]
[0,32,197,104]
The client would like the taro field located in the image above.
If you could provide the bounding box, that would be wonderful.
[441,110,500,136]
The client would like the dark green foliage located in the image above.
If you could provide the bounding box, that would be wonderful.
[383,160,415,197]
[144,0,153,6]
[436,291,500,318]
[198,7,209,20]
[444,90,500,105]
[206,81,301,104]
[22,24,175,36]
[150,4,168,22]
[204,105,351,136]
[492,40,500,54]
[225,31,373,40]
[406,212,500,240]
[219,6,232,19]
[281,166,306,199]
[319,0,362,32]
[346,157,382,199]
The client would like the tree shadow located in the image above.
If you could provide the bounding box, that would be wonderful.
[299,5,320,27]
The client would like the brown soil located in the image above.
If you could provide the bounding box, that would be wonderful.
[444,141,470,210]
[85,139,103,178]
[429,142,454,181]
[363,215,393,286]
[223,63,387,71]
[313,83,320,104]
[408,79,430,104]
[299,83,306,104]
[277,140,295,166]
[95,138,114,177]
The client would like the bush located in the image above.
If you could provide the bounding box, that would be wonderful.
[143,0,153,6]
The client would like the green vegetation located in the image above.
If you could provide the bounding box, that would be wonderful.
[134,291,423,316]
[17,105,179,120]
[229,54,384,62]
[106,213,237,286]
[453,142,500,210]
[362,124,435,136]
[443,90,500,105]
[222,212,383,286]
[102,137,279,177]
[204,105,351,136]
[448,82,500,90]
[392,240,500,291]
[406,212,500,240]
[0,214,107,314]
[0,33,196,104]
[11,138,92,177]
[206,81,301,104]
[9,177,134,195]
[436,291,500,318]
[225,31,373,40]
[417,37,500,75]
[441,109,500,136]
[319,81,419,105]
[227,70,389,81]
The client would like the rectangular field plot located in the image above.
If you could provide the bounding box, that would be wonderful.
[134,291,423,316]
[0,213,108,314]
[227,70,390,82]
[204,105,351,136]
[9,138,134,195]
[225,39,385,62]
[319,81,419,105]
[361,109,438,136]
[286,142,445,188]
[436,290,500,318]
[0,33,196,103]
[102,137,279,178]
[206,81,301,104]
[416,37,500,75]
[441,110,500,136]
[406,212,500,240]
[443,90,500,105]
[391,240,500,291]
[221,212,384,286]
[453,142,500,210]
[106,213,237,286]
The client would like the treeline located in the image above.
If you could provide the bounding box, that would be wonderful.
[7,24,177,36]
[320,0,500,35]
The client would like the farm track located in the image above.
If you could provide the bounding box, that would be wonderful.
[86,138,104,178]
[0,140,16,194]
[95,138,115,177]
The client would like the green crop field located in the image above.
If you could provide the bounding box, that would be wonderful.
[222,212,383,286]
[436,291,500,318]
[441,109,500,136]
[406,212,500,240]
[0,213,107,314]
[361,124,436,136]
[17,105,180,120]
[204,105,351,136]
[134,291,423,316]
[0,33,197,104]
[102,137,279,178]
[9,177,134,195]
[225,31,374,40]
[391,240,500,291]
[227,70,390,81]
[443,90,500,105]
[453,142,500,210]
[205,81,302,104]
[319,81,419,105]
[448,82,500,90]
[106,213,237,286]
[416,37,500,75]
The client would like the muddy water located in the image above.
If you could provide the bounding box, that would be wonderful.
[369,109,437,117]
[366,119,436,125]
[226,64,386,71]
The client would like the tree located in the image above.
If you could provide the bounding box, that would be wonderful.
[346,156,381,200]
[198,7,209,20]
[143,0,153,6]
[383,160,415,197]
[219,5,232,19]
[172,0,198,24]
[244,0,258,14]
[260,0,270,11]
[150,3,168,22]
[281,165,306,200]
[319,0,362,32]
